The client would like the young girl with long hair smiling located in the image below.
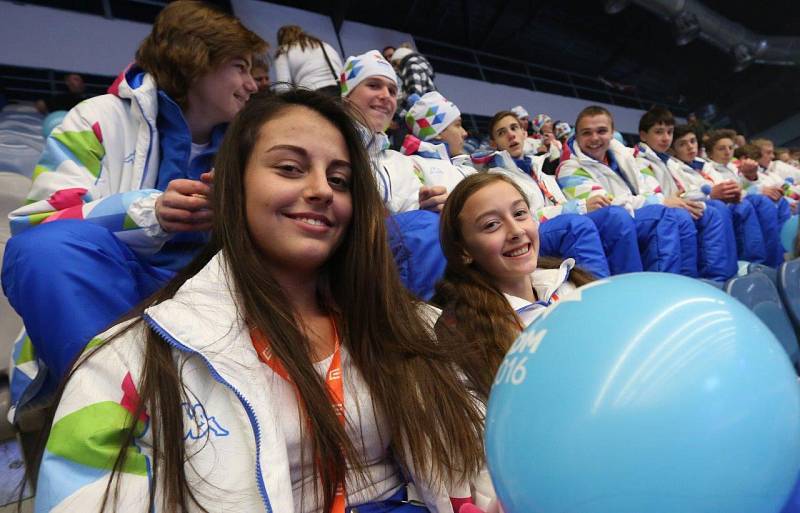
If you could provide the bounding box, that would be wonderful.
[433,173,594,402]
[33,90,485,513]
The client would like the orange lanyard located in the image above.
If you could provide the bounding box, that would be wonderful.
[669,169,686,194]
[250,319,346,513]
[528,169,560,205]
[695,162,720,184]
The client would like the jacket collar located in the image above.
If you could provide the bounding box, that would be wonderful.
[110,64,159,128]
[401,134,450,161]
[358,123,391,161]
[686,157,706,171]
[491,150,522,173]
[567,137,641,193]
[710,159,738,177]
[144,252,254,369]
[504,258,575,308]
[637,142,670,166]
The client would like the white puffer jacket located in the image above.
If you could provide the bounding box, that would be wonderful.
[36,252,461,513]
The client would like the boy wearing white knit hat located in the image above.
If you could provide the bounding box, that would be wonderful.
[511,104,541,157]
[510,106,561,163]
[341,50,448,213]
[404,92,466,156]
[400,91,476,192]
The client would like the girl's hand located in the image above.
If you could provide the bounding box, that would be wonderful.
[419,185,448,212]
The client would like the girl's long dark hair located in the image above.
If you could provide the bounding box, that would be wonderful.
[432,173,594,400]
[31,90,485,512]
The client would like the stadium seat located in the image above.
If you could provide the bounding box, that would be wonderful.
[0,141,43,178]
[1,104,38,114]
[748,262,778,284]
[725,271,800,365]
[0,110,45,178]
[0,173,31,462]
[778,259,800,337]
[0,119,41,136]
[0,172,31,376]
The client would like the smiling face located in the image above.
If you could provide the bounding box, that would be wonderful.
[187,55,258,127]
[640,122,674,154]
[710,137,735,165]
[576,114,613,161]
[347,75,398,133]
[491,115,527,159]
[244,105,353,277]
[436,117,468,156]
[458,180,540,294]
[673,132,699,164]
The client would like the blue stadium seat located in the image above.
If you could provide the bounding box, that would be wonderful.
[748,262,778,284]
[0,119,41,135]
[0,110,43,123]
[0,141,44,178]
[725,271,800,365]
[778,259,800,337]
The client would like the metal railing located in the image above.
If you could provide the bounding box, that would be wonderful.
[1,66,113,103]
[415,36,690,117]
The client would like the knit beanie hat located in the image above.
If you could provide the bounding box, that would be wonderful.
[511,105,529,119]
[531,113,553,133]
[404,92,461,140]
[390,47,414,63]
[554,121,573,140]
[340,50,398,97]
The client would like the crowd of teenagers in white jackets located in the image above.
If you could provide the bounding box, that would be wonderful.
[2,1,799,512]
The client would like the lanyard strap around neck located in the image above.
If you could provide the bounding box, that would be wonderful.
[529,168,560,205]
[699,168,715,184]
[250,318,346,513]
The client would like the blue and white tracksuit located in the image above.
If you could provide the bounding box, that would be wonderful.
[668,157,768,264]
[557,138,686,274]
[471,150,646,277]
[636,142,737,281]
[704,159,786,266]
[2,66,224,410]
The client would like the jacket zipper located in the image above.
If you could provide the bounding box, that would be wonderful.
[143,314,273,513]
[130,91,155,189]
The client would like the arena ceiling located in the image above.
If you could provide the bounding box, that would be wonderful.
[269,0,800,138]
[12,0,800,139]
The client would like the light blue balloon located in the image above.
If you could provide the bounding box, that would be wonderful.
[486,273,800,513]
[42,110,68,138]
[781,215,798,258]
